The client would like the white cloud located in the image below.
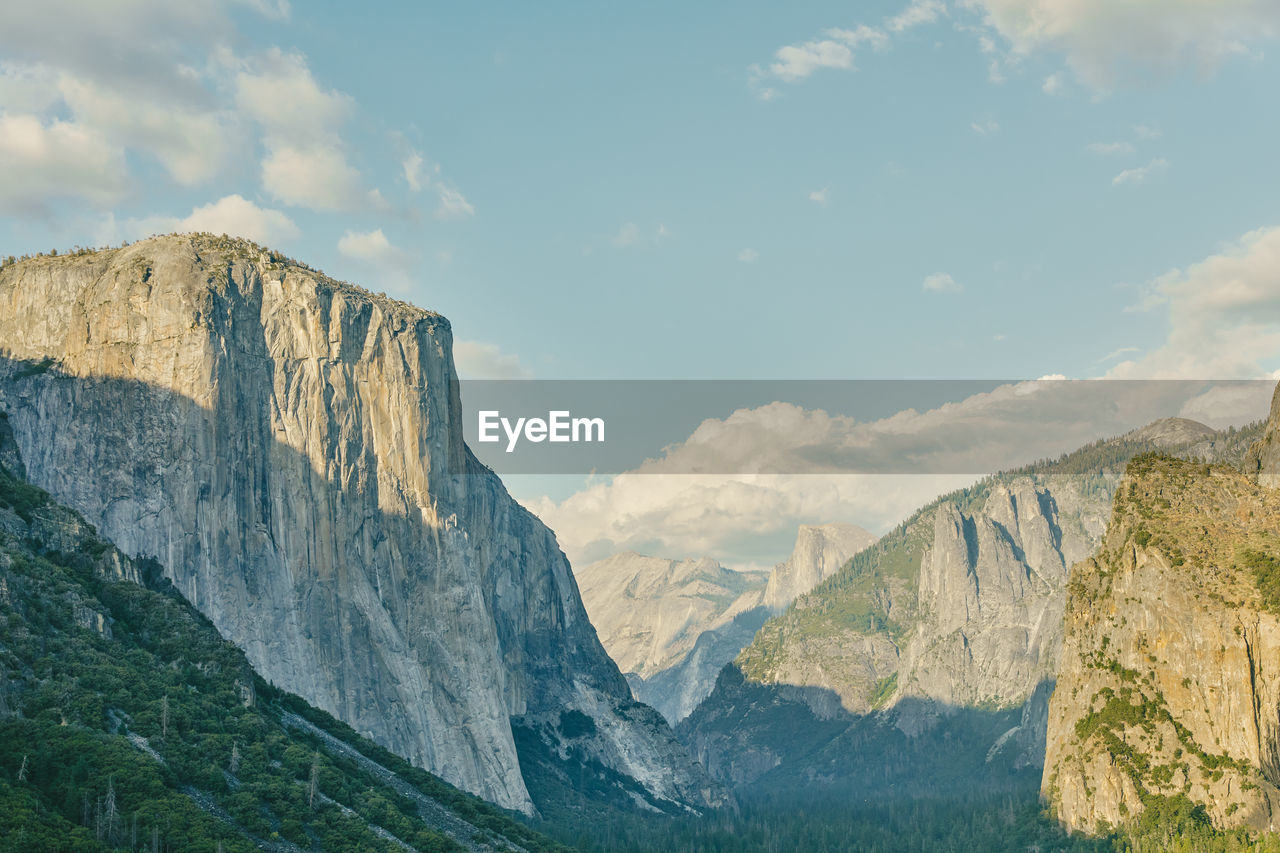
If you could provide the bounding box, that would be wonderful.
[234,48,352,144]
[970,117,999,134]
[116,194,299,245]
[261,145,368,211]
[233,48,379,212]
[1087,141,1136,155]
[1041,72,1064,94]
[1112,157,1168,186]
[402,152,426,192]
[755,25,887,89]
[960,0,1280,90]
[453,340,532,379]
[1109,225,1280,379]
[808,187,830,204]
[338,228,402,265]
[335,227,421,293]
[1134,124,1163,140]
[923,272,963,293]
[770,39,856,81]
[887,0,946,33]
[526,380,1250,568]
[435,183,475,219]
[0,114,128,214]
[826,26,891,49]
[738,248,759,263]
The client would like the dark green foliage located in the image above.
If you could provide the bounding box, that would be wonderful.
[11,357,56,380]
[1241,548,1280,614]
[0,471,565,852]
[0,462,48,522]
[558,709,597,739]
[545,793,1108,853]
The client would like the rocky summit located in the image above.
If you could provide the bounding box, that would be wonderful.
[0,234,721,817]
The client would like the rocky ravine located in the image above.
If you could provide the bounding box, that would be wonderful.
[1043,414,1280,833]
[576,524,874,724]
[681,418,1263,794]
[0,235,721,816]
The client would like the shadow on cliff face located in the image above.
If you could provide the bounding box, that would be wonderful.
[678,663,1051,804]
[0,353,712,817]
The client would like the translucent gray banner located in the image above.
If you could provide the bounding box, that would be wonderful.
[458,379,1275,475]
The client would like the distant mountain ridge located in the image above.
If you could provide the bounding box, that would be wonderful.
[680,415,1265,796]
[576,523,874,724]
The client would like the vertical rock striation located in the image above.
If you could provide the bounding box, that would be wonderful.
[1043,449,1280,833]
[0,235,719,815]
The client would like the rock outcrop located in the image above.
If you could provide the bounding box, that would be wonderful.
[762,524,876,612]
[0,235,720,816]
[1043,451,1280,833]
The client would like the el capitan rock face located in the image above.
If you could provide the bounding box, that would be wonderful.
[0,234,720,816]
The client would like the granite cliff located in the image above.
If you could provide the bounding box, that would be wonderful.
[0,235,720,817]
[1044,406,1280,834]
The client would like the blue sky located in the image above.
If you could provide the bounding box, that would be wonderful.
[4,0,1280,384]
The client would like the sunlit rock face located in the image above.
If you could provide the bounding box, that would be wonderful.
[1044,449,1280,834]
[0,234,720,816]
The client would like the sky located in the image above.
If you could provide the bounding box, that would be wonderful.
[3,0,1280,568]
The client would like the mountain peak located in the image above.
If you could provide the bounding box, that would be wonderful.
[1128,416,1215,447]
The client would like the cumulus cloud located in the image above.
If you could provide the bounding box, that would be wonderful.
[453,340,532,379]
[753,25,887,91]
[0,114,128,214]
[525,379,1257,568]
[960,0,1280,90]
[922,272,963,293]
[0,1,265,206]
[336,228,419,292]
[738,248,759,263]
[1109,225,1280,379]
[232,48,382,212]
[1041,72,1064,94]
[1112,158,1168,186]
[970,117,999,134]
[0,2,445,220]
[770,38,857,81]
[111,194,299,245]
[809,187,830,204]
